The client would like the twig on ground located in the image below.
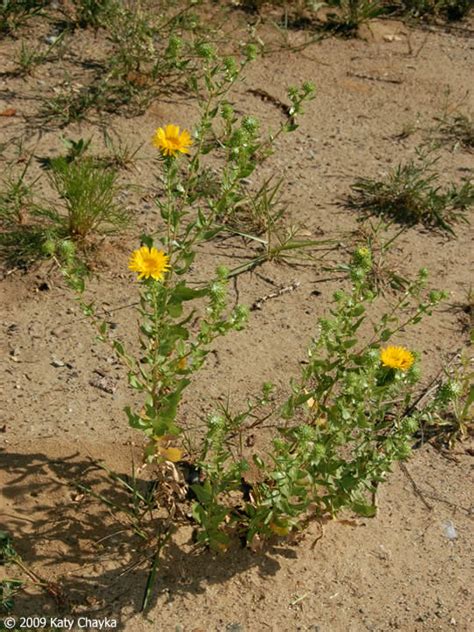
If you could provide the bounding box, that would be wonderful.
[250,281,301,311]
[400,462,433,511]
[347,71,403,85]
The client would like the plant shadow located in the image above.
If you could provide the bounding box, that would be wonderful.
[0,448,292,623]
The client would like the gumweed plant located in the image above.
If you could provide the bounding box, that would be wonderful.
[61,48,449,604]
[65,47,315,464]
[187,249,449,549]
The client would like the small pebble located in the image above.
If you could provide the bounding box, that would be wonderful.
[443,521,457,541]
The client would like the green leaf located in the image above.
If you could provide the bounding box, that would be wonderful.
[191,482,212,504]
[153,379,190,430]
[124,406,149,430]
[351,499,377,518]
[253,455,265,469]
[173,282,209,302]
[343,339,357,349]
[128,374,143,390]
[113,340,125,357]
[167,301,183,318]
[140,234,153,249]
[99,321,108,335]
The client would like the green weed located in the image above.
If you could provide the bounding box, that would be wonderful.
[48,155,128,240]
[63,62,448,564]
[324,0,384,33]
[348,148,473,234]
[385,0,472,20]
[42,1,204,124]
[0,531,23,613]
[0,161,47,267]
[0,0,46,35]
[0,143,128,268]
[191,258,448,547]
[352,219,410,293]
[72,0,115,28]
[419,352,474,447]
[42,79,107,126]
[436,112,474,151]
[14,32,66,76]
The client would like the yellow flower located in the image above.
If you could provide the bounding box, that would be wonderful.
[380,345,414,371]
[269,521,291,537]
[158,445,183,463]
[152,124,192,157]
[154,436,184,463]
[128,246,170,281]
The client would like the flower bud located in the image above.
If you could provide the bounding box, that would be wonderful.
[401,417,418,434]
[233,304,249,325]
[208,412,225,429]
[42,239,56,256]
[302,81,316,96]
[221,103,234,122]
[244,43,258,61]
[297,424,315,442]
[353,246,372,271]
[195,42,215,59]
[429,290,442,303]
[223,56,238,76]
[229,128,247,148]
[242,116,259,134]
[166,35,182,58]
[59,240,76,260]
[314,443,326,459]
[350,266,366,283]
[210,280,226,300]
[216,265,229,279]
[437,380,462,403]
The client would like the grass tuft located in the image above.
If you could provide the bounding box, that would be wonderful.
[348,149,473,234]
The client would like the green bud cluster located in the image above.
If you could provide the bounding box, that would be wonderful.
[401,417,418,434]
[437,380,462,403]
[221,103,234,122]
[223,56,238,78]
[42,238,56,256]
[242,116,259,135]
[353,246,372,271]
[195,42,215,59]
[296,424,316,442]
[166,35,182,59]
[244,43,258,61]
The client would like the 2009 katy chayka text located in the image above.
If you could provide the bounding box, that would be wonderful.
[17,617,118,629]
[52,618,117,629]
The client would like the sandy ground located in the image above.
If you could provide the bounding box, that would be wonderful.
[0,4,473,631]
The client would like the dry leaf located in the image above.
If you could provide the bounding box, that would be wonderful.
[0,108,17,117]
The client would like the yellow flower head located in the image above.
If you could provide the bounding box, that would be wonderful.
[154,436,184,463]
[380,345,414,371]
[152,124,192,157]
[128,246,170,281]
[158,445,183,463]
[269,521,291,537]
